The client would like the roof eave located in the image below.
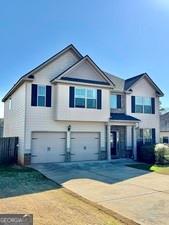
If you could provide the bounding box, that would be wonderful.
[2,78,33,102]
[125,73,164,97]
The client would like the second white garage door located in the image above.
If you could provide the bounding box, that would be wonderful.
[31,132,66,163]
[71,132,100,162]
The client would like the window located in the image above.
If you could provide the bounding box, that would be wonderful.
[37,85,46,107]
[135,96,152,114]
[110,94,121,109]
[163,137,169,144]
[144,97,152,113]
[87,89,97,108]
[110,95,117,109]
[9,98,12,110]
[143,129,152,143]
[135,96,143,113]
[75,88,97,108]
[137,128,153,144]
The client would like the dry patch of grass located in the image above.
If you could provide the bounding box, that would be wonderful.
[0,165,124,225]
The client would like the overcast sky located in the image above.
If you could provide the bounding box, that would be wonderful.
[1,0,169,117]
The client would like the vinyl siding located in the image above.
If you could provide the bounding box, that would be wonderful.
[3,83,26,164]
[126,77,160,143]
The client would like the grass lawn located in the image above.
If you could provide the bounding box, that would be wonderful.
[0,165,124,225]
[127,163,169,175]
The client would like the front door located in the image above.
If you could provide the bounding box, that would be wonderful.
[110,131,117,157]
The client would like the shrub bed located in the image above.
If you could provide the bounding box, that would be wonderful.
[155,144,169,165]
[137,144,155,164]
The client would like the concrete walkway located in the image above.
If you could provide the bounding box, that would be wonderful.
[31,160,169,225]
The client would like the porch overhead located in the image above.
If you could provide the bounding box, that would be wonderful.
[110,113,140,126]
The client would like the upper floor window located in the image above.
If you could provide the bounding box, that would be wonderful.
[135,96,152,114]
[75,88,97,108]
[110,94,121,109]
[31,84,52,107]
[37,85,46,107]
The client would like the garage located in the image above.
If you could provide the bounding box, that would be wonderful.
[71,132,100,162]
[31,132,66,163]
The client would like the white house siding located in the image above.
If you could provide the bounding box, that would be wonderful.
[32,49,80,84]
[63,59,107,82]
[126,77,160,143]
[24,79,106,163]
[55,83,110,122]
[3,84,26,164]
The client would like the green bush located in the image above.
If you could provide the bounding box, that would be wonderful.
[137,144,155,164]
[155,144,169,165]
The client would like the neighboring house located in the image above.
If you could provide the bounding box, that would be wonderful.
[2,44,164,165]
[160,112,169,143]
[0,119,3,137]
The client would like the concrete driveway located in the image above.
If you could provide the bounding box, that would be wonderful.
[31,159,169,225]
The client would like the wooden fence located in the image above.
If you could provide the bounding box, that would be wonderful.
[0,137,18,164]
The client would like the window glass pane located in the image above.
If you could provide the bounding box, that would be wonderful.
[87,99,96,108]
[135,96,143,113]
[75,88,85,97]
[38,86,46,96]
[87,89,96,99]
[75,98,85,108]
[38,96,45,106]
[163,137,169,143]
[110,95,117,109]
[144,97,151,106]
[144,97,152,114]
[143,129,152,143]
[136,96,143,105]
[144,105,152,114]
[135,105,143,113]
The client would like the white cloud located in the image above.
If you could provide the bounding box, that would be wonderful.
[0,102,4,118]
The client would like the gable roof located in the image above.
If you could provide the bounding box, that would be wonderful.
[124,73,164,96]
[2,44,83,102]
[51,55,115,86]
[104,72,125,92]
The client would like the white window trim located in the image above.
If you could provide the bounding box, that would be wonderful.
[37,85,46,107]
[74,87,97,109]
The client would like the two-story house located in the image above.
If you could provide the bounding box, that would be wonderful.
[2,44,164,165]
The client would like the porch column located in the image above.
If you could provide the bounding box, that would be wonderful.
[106,123,111,160]
[132,125,137,160]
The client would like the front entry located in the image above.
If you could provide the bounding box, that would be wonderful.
[110,131,117,158]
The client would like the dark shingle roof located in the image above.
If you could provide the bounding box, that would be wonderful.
[124,74,144,90]
[110,113,140,121]
[104,72,124,92]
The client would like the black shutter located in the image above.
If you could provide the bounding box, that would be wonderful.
[69,87,75,108]
[97,89,102,109]
[152,128,156,144]
[46,86,52,107]
[151,98,155,114]
[117,95,121,108]
[31,84,37,106]
[140,129,144,145]
[131,96,135,113]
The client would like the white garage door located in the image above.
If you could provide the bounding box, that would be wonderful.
[71,132,100,162]
[31,132,66,163]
